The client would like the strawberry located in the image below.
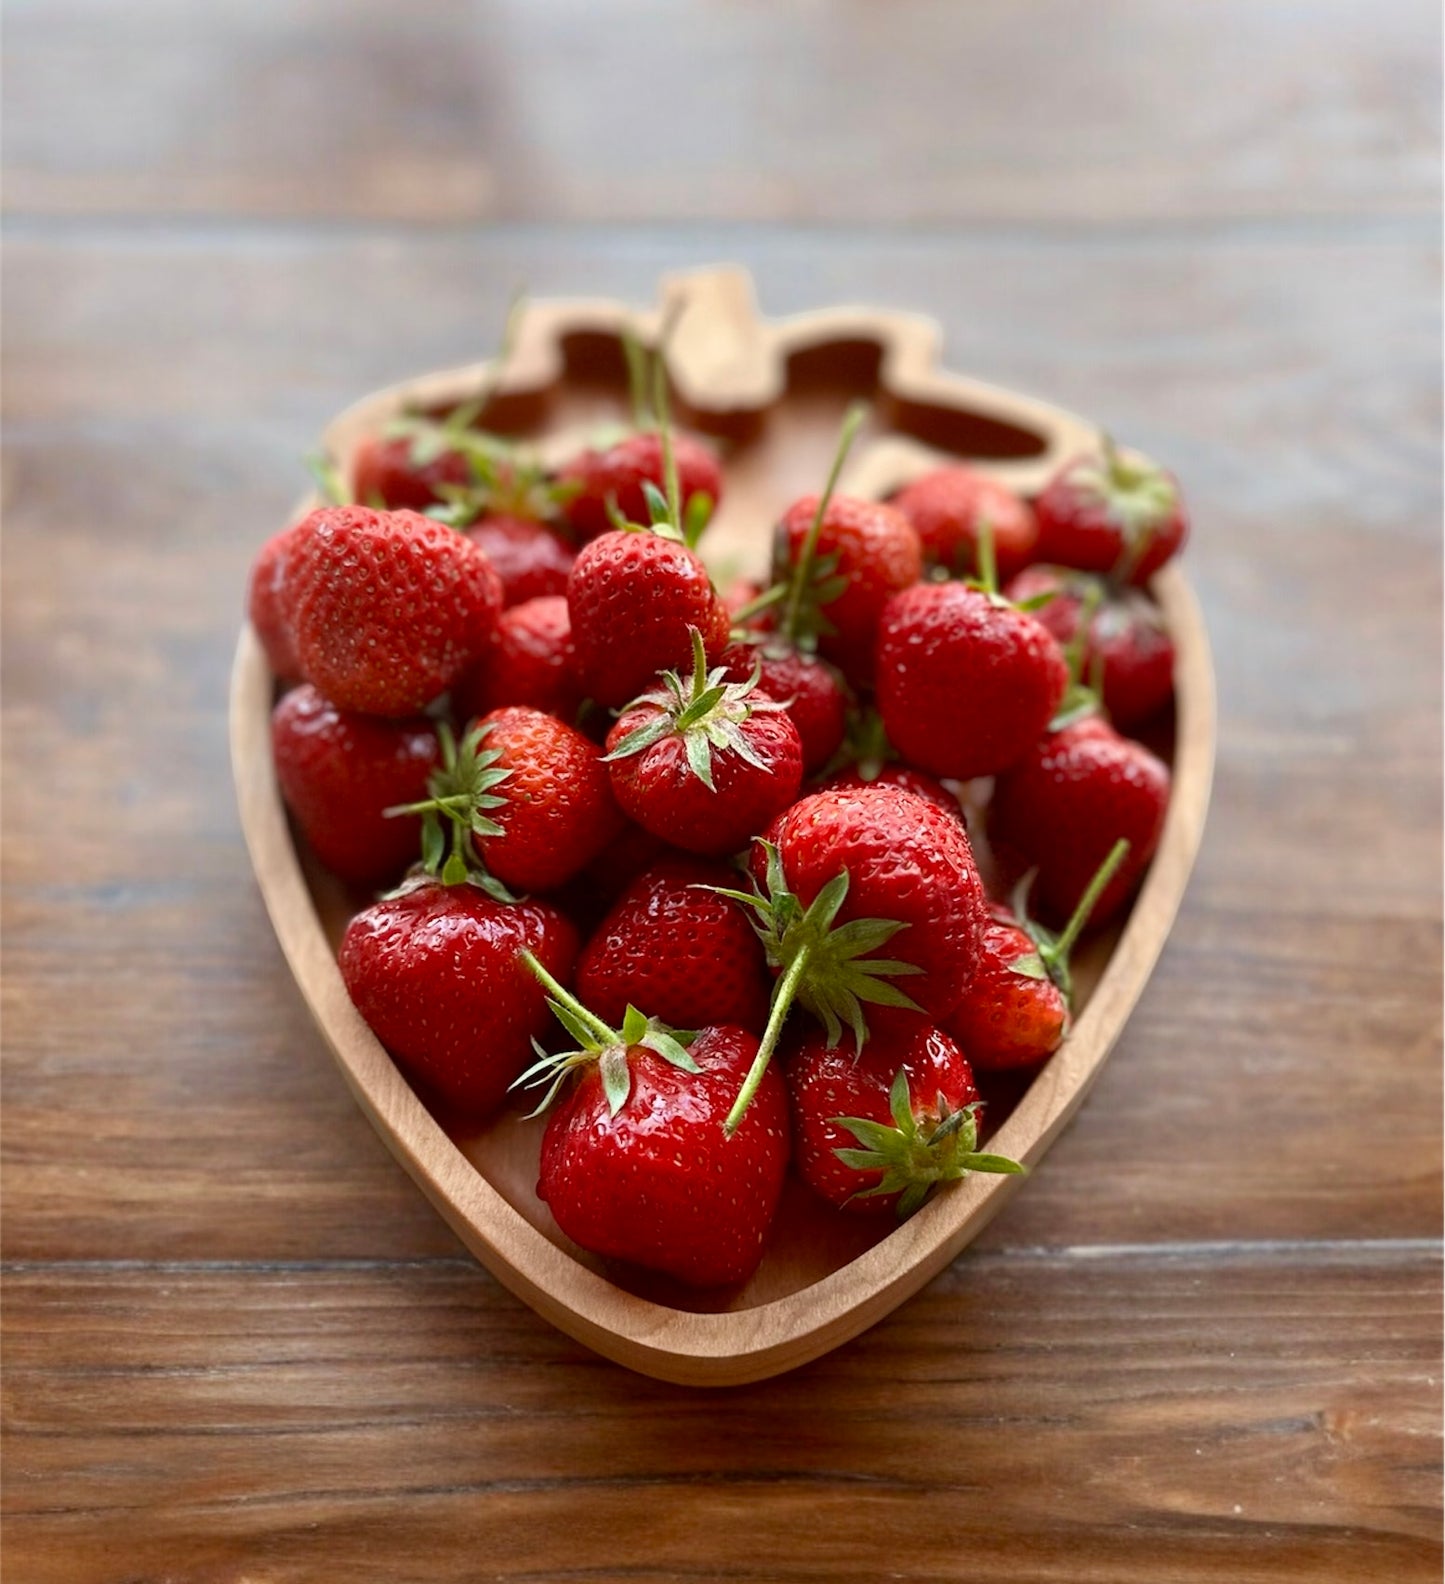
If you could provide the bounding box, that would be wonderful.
[286,505,502,717]
[352,432,470,512]
[579,819,670,907]
[247,524,303,679]
[990,717,1170,929]
[604,632,804,857]
[339,880,577,1117]
[271,683,439,887]
[466,514,575,607]
[1033,441,1188,585]
[517,959,789,1288]
[945,840,1130,1069]
[557,429,723,542]
[454,595,582,723]
[576,855,769,1031]
[568,528,729,708]
[875,578,1069,781]
[395,710,621,896]
[819,764,963,823]
[718,783,989,1131]
[1005,565,1176,729]
[718,640,848,776]
[890,465,1038,583]
[787,1016,1021,1216]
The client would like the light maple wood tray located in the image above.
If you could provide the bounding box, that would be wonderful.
[230,266,1215,1385]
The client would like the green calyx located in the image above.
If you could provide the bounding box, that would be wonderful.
[1006,837,1132,1011]
[715,841,923,1135]
[603,627,788,792]
[384,721,516,902]
[1072,436,1177,581]
[834,1068,1024,1219]
[512,950,699,1117]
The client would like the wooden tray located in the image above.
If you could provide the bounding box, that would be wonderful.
[230,266,1215,1385]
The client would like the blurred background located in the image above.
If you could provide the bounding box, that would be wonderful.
[3,3,1441,1579]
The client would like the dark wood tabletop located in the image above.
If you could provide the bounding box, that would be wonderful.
[4,3,1441,1579]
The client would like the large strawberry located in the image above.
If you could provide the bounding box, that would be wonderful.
[719,783,989,1131]
[788,1016,1020,1216]
[576,855,769,1031]
[518,957,788,1287]
[393,709,620,896]
[557,429,723,543]
[604,632,803,857]
[466,514,575,607]
[340,880,577,1117]
[271,684,439,887]
[286,505,502,717]
[875,575,1069,782]
[890,464,1038,583]
[1005,565,1175,729]
[945,840,1130,1069]
[247,524,303,679]
[718,640,848,776]
[1033,441,1188,585]
[990,717,1170,929]
[455,595,582,723]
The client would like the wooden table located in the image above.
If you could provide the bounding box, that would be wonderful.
[4,3,1441,1578]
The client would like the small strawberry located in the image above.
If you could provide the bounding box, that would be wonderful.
[604,631,804,857]
[875,565,1069,781]
[518,956,789,1287]
[1033,441,1188,585]
[890,465,1038,583]
[990,717,1170,929]
[718,639,848,775]
[945,840,1130,1069]
[788,1016,1021,1216]
[557,429,723,543]
[718,783,989,1131]
[1005,565,1175,729]
[352,431,470,512]
[576,855,769,1031]
[247,524,303,679]
[466,514,575,607]
[271,684,439,887]
[340,879,578,1117]
[394,710,620,896]
[454,595,582,723]
[286,505,502,717]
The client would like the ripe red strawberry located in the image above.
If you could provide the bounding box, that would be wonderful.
[557,429,723,542]
[247,524,303,679]
[991,717,1170,929]
[774,492,922,686]
[875,580,1069,781]
[466,514,575,607]
[718,783,990,1131]
[1034,442,1188,585]
[568,530,730,708]
[271,683,439,887]
[397,710,621,895]
[718,640,848,775]
[788,1016,1020,1216]
[454,594,582,723]
[340,880,578,1117]
[945,839,1130,1069]
[352,432,470,512]
[1005,565,1176,729]
[576,855,768,1031]
[604,634,804,857]
[286,506,502,717]
[819,764,963,824]
[890,465,1038,583]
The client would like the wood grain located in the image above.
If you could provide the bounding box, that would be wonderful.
[3,1246,1439,1582]
[3,0,1439,225]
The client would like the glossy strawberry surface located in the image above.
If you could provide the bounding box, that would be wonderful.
[718,641,849,775]
[467,514,575,607]
[1034,448,1188,585]
[271,684,439,888]
[890,465,1038,583]
[945,906,1068,1070]
[556,430,723,542]
[247,523,304,680]
[455,596,582,723]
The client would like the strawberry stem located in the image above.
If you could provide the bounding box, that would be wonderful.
[729,582,789,625]
[723,940,814,1137]
[975,515,997,595]
[519,948,620,1047]
[780,402,868,645]
[652,357,684,540]
[1045,838,1131,966]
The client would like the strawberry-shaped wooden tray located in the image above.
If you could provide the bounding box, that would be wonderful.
[230,266,1215,1385]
